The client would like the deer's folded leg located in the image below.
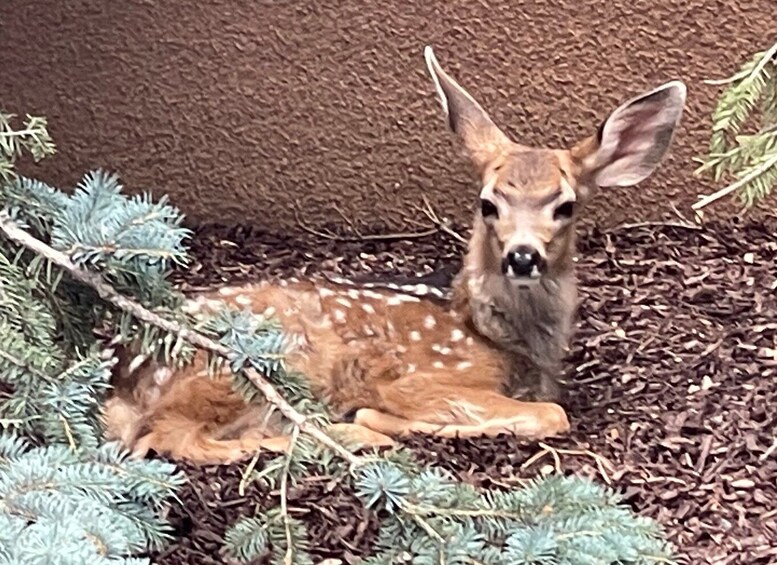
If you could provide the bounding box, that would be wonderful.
[356,386,569,441]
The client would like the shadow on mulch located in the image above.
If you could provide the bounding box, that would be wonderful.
[151,217,777,565]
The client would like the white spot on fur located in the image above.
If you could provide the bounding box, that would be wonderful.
[396,344,407,353]
[363,325,375,336]
[263,306,276,318]
[362,303,376,314]
[279,279,288,287]
[181,299,202,314]
[466,337,474,347]
[363,290,383,300]
[319,287,335,298]
[347,289,360,300]
[423,315,436,329]
[450,329,464,342]
[386,283,400,290]
[409,331,422,342]
[235,295,252,306]
[439,346,452,355]
[333,309,346,323]
[433,361,445,369]
[407,363,417,374]
[387,294,420,306]
[456,361,473,371]
[336,297,352,308]
[386,321,395,334]
[401,283,429,295]
[153,367,173,385]
[219,287,237,296]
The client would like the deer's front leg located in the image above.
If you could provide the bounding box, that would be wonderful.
[504,356,562,403]
[365,382,570,440]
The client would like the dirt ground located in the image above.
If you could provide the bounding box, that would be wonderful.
[150,216,777,565]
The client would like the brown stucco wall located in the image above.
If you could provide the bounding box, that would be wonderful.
[1,1,774,234]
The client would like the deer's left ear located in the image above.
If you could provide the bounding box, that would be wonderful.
[572,81,687,187]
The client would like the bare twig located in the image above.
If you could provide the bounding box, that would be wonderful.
[238,450,262,496]
[281,426,300,565]
[692,153,777,211]
[702,42,777,86]
[0,212,361,467]
[293,201,441,243]
[60,415,77,451]
[606,199,704,233]
[606,220,702,233]
[521,442,616,485]
[415,197,469,245]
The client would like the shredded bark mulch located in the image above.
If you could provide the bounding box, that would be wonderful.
[151,217,777,565]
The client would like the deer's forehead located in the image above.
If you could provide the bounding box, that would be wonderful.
[482,150,569,207]
[496,151,563,194]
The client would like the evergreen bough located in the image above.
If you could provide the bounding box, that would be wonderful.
[1,109,675,564]
[695,41,777,210]
[1,113,186,563]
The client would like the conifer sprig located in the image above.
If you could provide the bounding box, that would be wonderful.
[0,112,56,182]
[694,41,777,210]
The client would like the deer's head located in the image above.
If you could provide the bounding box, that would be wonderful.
[424,47,686,284]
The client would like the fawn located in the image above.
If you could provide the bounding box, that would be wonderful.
[102,47,686,464]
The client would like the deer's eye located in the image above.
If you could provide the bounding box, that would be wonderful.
[480,199,498,219]
[553,201,575,220]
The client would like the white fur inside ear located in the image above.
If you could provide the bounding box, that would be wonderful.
[593,80,687,187]
[424,46,449,117]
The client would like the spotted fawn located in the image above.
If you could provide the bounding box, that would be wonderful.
[102,46,686,464]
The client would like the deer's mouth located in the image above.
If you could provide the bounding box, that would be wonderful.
[501,246,547,283]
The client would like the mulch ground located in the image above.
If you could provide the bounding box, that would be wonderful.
[151,217,777,565]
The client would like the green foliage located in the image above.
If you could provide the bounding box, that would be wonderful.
[353,462,673,565]
[696,42,777,207]
[223,516,270,562]
[0,435,186,565]
[225,509,314,565]
[0,167,193,447]
[225,442,674,564]
[0,111,188,563]
[0,112,56,182]
[199,306,334,437]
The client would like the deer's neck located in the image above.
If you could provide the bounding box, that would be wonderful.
[452,226,578,378]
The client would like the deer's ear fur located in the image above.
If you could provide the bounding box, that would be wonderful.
[424,46,512,173]
[572,81,687,187]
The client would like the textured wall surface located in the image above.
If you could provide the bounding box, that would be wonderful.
[2,0,775,233]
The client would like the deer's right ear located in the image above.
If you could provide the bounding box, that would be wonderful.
[424,46,512,173]
[572,81,687,188]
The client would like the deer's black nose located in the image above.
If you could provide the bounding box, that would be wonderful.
[504,245,544,278]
